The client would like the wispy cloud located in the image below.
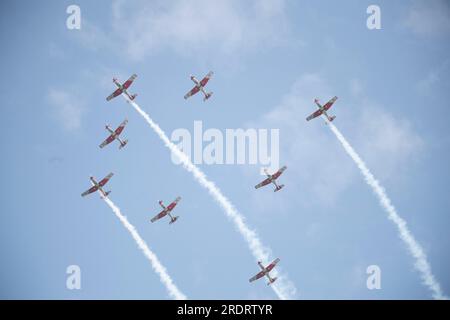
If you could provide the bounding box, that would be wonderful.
[75,0,291,64]
[351,107,423,180]
[112,0,290,60]
[416,60,450,95]
[247,74,423,208]
[72,19,115,53]
[403,0,450,37]
[47,88,85,131]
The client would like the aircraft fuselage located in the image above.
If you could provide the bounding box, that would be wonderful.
[113,80,132,97]
[258,262,275,282]
[113,79,123,90]
[89,177,108,196]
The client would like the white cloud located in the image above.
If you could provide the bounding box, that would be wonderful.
[353,106,424,180]
[416,60,450,95]
[246,74,423,210]
[72,19,114,53]
[246,74,354,208]
[84,0,291,62]
[47,89,85,131]
[404,0,450,37]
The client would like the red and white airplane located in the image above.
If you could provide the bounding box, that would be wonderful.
[255,166,287,192]
[249,258,280,285]
[81,173,114,198]
[106,74,138,101]
[306,96,338,122]
[150,196,182,224]
[184,71,214,101]
[99,119,129,149]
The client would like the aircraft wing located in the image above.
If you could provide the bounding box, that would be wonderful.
[272,166,287,180]
[81,185,98,197]
[255,177,272,189]
[306,109,323,121]
[199,71,214,87]
[249,271,265,283]
[172,196,181,205]
[122,74,137,89]
[184,86,200,99]
[265,258,280,272]
[99,134,116,149]
[151,210,167,223]
[98,173,114,187]
[323,96,338,110]
[166,196,181,211]
[106,88,122,101]
[114,119,128,136]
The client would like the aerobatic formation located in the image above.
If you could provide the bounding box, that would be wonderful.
[81,72,339,294]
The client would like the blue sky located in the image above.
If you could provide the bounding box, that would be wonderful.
[1,0,449,299]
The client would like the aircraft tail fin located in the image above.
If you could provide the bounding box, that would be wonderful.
[203,92,213,101]
[169,216,179,225]
[119,140,128,149]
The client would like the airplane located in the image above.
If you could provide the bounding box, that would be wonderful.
[306,96,338,122]
[81,173,114,198]
[249,258,280,285]
[184,71,214,101]
[150,196,182,225]
[254,166,287,192]
[106,74,138,101]
[99,119,129,149]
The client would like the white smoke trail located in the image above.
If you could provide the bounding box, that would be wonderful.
[328,122,446,300]
[125,96,296,299]
[102,195,187,300]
